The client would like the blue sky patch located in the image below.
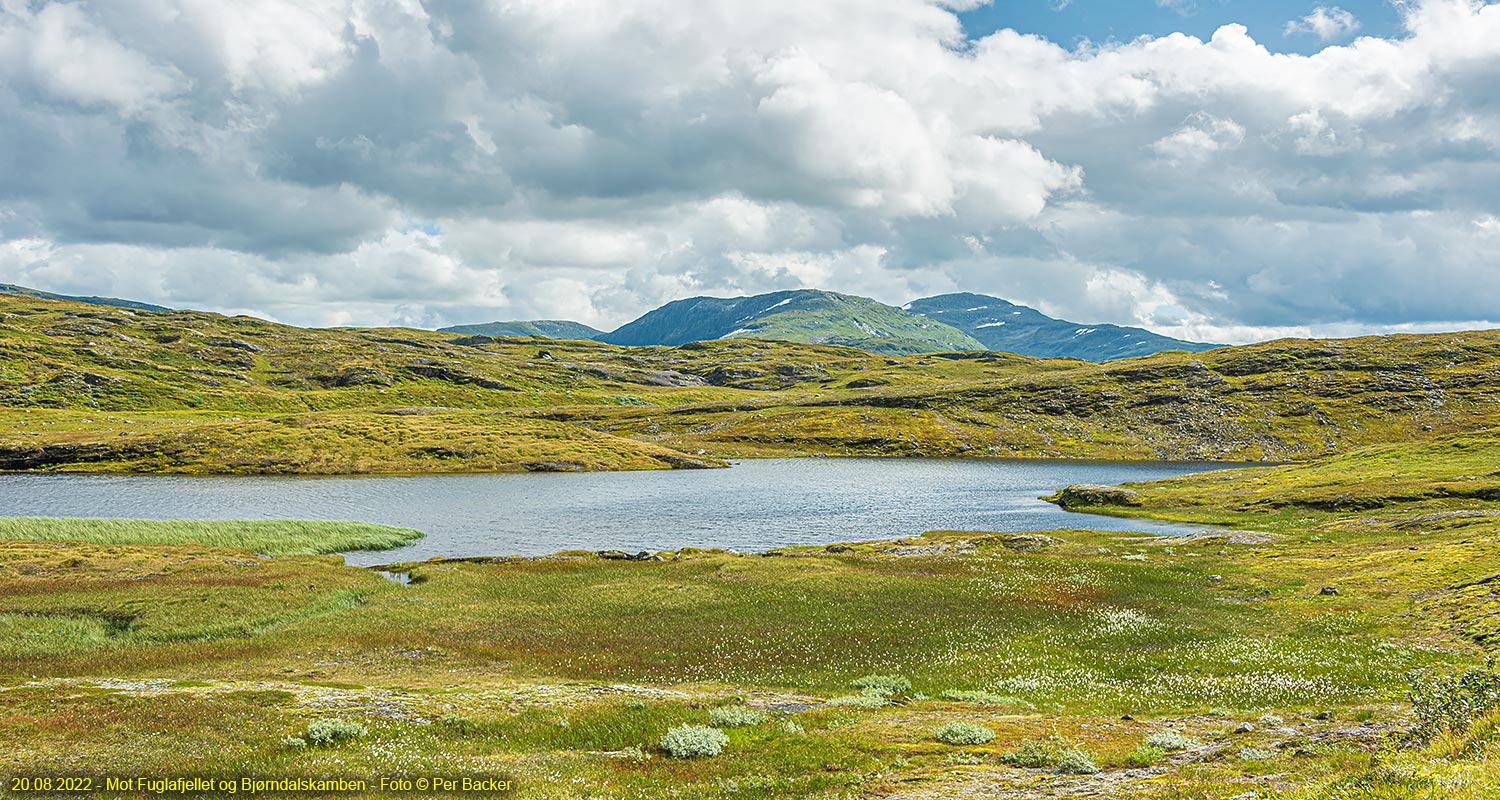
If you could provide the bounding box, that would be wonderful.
[959,1,1404,54]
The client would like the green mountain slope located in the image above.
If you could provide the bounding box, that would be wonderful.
[599,290,984,355]
[0,283,169,312]
[906,292,1218,361]
[438,320,603,339]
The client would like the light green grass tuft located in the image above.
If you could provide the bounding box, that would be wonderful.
[0,517,423,555]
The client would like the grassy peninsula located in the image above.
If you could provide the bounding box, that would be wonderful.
[0,517,422,556]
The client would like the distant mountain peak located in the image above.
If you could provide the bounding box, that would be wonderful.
[905,293,1218,361]
[598,289,984,355]
[438,320,604,340]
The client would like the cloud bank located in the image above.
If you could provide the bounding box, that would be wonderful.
[0,0,1497,342]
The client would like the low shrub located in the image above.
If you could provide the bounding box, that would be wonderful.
[851,674,912,695]
[621,745,651,763]
[659,725,729,758]
[1408,668,1500,743]
[934,721,996,745]
[1000,737,1098,774]
[1144,730,1199,751]
[1000,738,1060,768]
[1056,747,1100,775]
[708,706,766,728]
[1259,713,1285,726]
[1125,744,1165,767]
[1239,746,1278,761]
[305,719,367,746]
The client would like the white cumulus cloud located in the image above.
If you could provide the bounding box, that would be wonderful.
[1286,6,1362,41]
[0,0,1496,343]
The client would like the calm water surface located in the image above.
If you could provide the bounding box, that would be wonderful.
[0,458,1237,565]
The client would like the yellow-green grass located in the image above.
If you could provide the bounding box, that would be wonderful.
[3,437,1497,798]
[1054,430,1500,533]
[1,516,1495,797]
[4,293,1500,473]
[0,517,423,555]
[0,409,727,474]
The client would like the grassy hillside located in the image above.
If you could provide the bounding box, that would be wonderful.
[0,282,170,312]
[599,289,986,355]
[1,293,1498,473]
[4,435,1500,796]
[579,331,1500,462]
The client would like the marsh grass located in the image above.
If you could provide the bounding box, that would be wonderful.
[5,430,1500,796]
[0,517,423,555]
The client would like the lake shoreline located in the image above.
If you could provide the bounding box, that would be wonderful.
[0,457,1241,565]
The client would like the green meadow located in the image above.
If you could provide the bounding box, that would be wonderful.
[3,435,1500,797]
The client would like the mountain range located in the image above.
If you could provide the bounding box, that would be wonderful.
[443,289,1218,361]
[0,281,1214,361]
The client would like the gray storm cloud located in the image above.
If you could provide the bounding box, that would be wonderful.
[0,0,1496,341]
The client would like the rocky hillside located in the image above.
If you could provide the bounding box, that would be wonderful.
[905,292,1218,361]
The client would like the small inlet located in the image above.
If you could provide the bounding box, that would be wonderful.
[375,570,412,585]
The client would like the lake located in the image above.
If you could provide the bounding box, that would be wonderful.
[0,458,1238,565]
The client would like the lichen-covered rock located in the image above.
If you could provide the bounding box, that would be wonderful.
[998,534,1059,551]
[1052,484,1143,509]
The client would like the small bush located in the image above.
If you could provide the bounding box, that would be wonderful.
[1000,737,1097,773]
[934,721,996,745]
[940,689,1027,706]
[621,745,651,763]
[708,706,766,728]
[1239,746,1277,761]
[1056,747,1100,775]
[1000,738,1061,768]
[852,674,912,695]
[944,752,984,765]
[281,736,307,748]
[659,725,729,758]
[1259,713,1285,726]
[1144,730,1199,751]
[305,719,367,746]
[781,719,805,735]
[1125,745,1165,767]
[1409,668,1500,743]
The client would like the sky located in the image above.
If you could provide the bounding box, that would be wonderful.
[0,0,1497,344]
